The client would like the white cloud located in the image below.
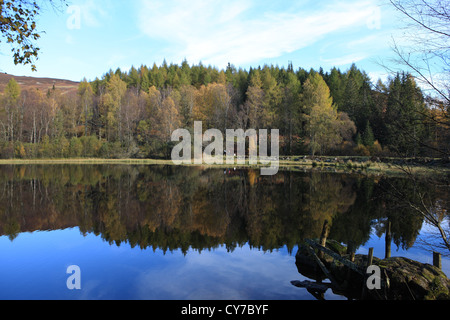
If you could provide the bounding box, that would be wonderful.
[137,0,384,67]
[134,245,303,300]
[317,32,392,68]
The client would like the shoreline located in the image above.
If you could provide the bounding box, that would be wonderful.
[0,156,448,179]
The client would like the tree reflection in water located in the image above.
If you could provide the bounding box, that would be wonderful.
[0,165,447,258]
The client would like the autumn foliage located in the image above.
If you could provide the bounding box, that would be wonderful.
[0,61,447,159]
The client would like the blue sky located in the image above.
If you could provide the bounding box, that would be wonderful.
[0,0,403,83]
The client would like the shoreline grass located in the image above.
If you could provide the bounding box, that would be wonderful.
[0,158,175,165]
[0,156,448,179]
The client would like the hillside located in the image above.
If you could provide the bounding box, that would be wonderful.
[0,73,79,95]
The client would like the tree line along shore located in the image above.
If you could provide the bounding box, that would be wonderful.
[0,62,448,162]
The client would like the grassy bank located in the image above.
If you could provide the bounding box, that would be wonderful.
[0,156,448,179]
[278,157,449,178]
[0,158,175,165]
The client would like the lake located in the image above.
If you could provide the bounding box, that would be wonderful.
[0,164,448,300]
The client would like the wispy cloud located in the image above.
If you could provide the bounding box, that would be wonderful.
[137,0,384,67]
[320,53,369,67]
[78,0,111,27]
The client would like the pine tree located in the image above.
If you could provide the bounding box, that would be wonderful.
[385,72,428,156]
[301,73,355,156]
[261,66,282,128]
[78,79,94,137]
[363,121,375,146]
[355,132,363,146]
[242,71,265,130]
[280,72,301,154]
[325,67,344,109]
[103,74,127,142]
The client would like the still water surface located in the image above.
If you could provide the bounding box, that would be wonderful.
[0,165,448,300]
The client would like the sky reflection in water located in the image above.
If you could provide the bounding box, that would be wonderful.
[0,228,324,300]
[1,225,448,300]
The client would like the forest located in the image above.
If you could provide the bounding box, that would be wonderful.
[0,61,448,160]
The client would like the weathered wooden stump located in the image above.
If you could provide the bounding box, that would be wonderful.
[293,239,450,300]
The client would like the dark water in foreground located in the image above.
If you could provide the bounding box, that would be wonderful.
[0,165,448,300]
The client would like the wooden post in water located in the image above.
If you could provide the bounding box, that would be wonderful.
[319,220,330,259]
[433,252,442,270]
[361,248,375,300]
[385,220,392,259]
[367,248,374,267]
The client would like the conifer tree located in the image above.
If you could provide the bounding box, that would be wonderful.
[363,121,375,147]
